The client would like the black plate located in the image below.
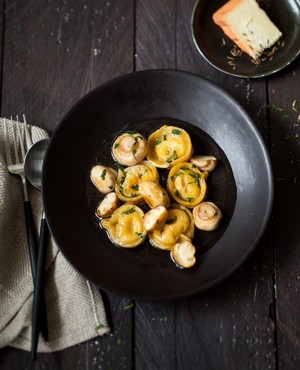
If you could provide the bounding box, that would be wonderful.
[43,70,273,300]
[191,0,300,78]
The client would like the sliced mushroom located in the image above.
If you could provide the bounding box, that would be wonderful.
[149,203,194,250]
[91,165,118,194]
[193,201,222,231]
[143,206,168,231]
[101,204,147,248]
[167,162,207,208]
[190,156,217,172]
[96,192,119,218]
[147,125,194,168]
[171,237,196,268]
[112,131,148,166]
[139,180,170,209]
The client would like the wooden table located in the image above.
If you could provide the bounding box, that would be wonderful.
[1,1,299,369]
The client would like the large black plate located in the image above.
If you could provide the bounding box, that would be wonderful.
[192,0,300,78]
[43,70,273,300]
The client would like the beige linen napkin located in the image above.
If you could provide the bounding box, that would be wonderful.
[0,118,109,352]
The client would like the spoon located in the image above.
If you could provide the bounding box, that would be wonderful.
[24,138,50,360]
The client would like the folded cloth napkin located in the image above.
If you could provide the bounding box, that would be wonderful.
[0,118,109,352]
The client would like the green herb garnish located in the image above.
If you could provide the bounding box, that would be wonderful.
[115,163,125,173]
[172,129,182,135]
[166,217,177,225]
[96,323,105,330]
[122,207,135,215]
[114,143,120,149]
[101,169,106,180]
[131,185,139,191]
[123,302,134,310]
[166,150,178,163]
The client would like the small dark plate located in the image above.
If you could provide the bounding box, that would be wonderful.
[43,70,273,300]
[191,0,300,78]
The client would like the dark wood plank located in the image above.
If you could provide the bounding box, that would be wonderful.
[175,0,276,369]
[135,0,176,70]
[268,57,300,369]
[1,0,134,134]
[134,1,177,369]
[0,0,135,369]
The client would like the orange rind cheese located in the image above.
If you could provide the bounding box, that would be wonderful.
[213,0,282,59]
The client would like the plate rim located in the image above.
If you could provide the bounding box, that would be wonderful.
[191,0,300,78]
[43,69,274,300]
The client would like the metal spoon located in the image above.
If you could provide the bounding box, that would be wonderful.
[24,138,50,360]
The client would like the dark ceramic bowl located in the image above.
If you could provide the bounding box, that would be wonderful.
[43,70,273,300]
[191,0,300,78]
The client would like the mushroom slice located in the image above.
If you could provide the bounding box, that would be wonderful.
[112,131,148,166]
[167,162,207,208]
[143,206,168,232]
[193,202,222,231]
[96,192,119,218]
[115,160,159,204]
[190,156,217,172]
[101,204,147,248]
[171,237,196,268]
[90,165,118,194]
[147,125,194,168]
[139,180,170,209]
[149,203,194,250]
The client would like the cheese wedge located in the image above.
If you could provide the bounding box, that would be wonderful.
[213,0,282,59]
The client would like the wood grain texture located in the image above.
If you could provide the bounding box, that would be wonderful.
[1,0,134,134]
[135,0,176,70]
[268,57,300,369]
[175,1,276,369]
[0,0,300,369]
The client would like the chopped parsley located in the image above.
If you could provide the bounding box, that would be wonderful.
[131,184,139,191]
[120,130,137,135]
[101,169,106,180]
[188,172,200,186]
[115,163,125,173]
[122,207,135,215]
[123,302,134,310]
[135,232,145,239]
[172,129,182,135]
[166,217,177,225]
[166,150,178,163]
[96,323,105,330]
[114,143,120,149]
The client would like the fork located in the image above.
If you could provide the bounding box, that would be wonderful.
[4,116,49,341]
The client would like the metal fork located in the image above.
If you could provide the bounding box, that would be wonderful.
[4,116,48,341]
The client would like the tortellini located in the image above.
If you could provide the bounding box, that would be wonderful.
[101,204,147,248]
[167,162,207,208]
[112,131,148,166]
[147,125,193,168]
[148,204,194,251]
[115,161,159,204]
[92,123,223,269]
